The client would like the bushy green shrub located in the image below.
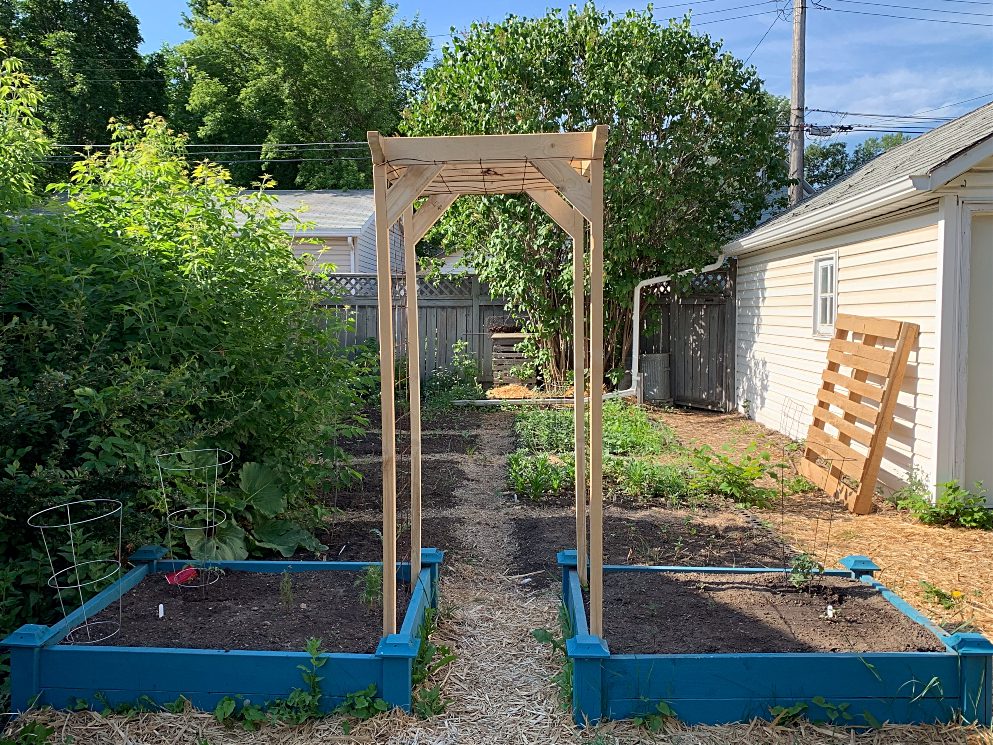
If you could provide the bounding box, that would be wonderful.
[690,444,777,507]
[898,480,991,530]
[514,407,574,454]
[605,457,692,503]
[421,339,483,408]
[507,451,574,501]
[513,401,677,456]
[0,88,371,694]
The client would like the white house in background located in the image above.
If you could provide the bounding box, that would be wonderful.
[260,190,404,273]
[725,102,993,501]
[257,190,471,275]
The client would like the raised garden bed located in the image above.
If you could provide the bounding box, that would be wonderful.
[4,546,444,714]
[558,552,993,726]
[323,458,465,510]
[344,432,480,457]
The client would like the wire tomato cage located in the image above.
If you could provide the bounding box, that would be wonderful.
[27,498,124,645]
[155,448,234,591]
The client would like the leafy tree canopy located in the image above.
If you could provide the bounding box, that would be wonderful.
[403,5,787,380]
[0,38,48,209]
[172,0,431,189]
[0,0,165,176]
[804,132,912,190]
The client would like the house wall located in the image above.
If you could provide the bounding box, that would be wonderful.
[291,237,353,271]
[355,219,404,274]
[735,208,941,493]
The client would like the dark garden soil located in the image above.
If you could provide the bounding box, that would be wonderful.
[343,432,480,457]
[509,507,794,589]
[87,570,408,653]
[316,516,467,562]
[363,408,516,433]
[321,458,466,510]
[599,571,945,654]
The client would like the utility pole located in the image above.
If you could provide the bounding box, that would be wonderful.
[788,0,807,206]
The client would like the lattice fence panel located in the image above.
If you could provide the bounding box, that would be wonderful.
[798,313,920,515]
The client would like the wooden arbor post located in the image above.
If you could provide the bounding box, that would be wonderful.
[368,128,608,637]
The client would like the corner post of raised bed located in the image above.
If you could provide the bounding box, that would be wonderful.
[3,624,46,712]
[838,554,880,580]
[369,130,400,637]
[130,544,168,572]
[567,633,609,725]
[376,632,420,712]
[587,124,607,637]
[947,633,993,725]
[420,547,445,607]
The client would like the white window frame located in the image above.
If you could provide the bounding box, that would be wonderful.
[812,253,838,337]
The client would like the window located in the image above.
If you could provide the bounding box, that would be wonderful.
[813,254,837,335]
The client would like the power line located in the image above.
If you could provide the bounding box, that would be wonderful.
[913,92,993,113]
[806,107,954,120]
[825,0,993,16]
[814,5,993,24]
[52,141,368,149]
[745,14,785,60]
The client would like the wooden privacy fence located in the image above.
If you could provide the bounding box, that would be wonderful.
[798,313,920,515]
[639,263,736,411]
[318,273,508,382]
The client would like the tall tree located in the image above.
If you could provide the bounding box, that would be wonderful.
[172,0,430,189]
[850,132,912,170]
[0,0,165,166]
[804,141,849,189]
[404,6,787,381]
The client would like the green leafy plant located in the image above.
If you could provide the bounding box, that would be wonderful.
[606,458,692,503]
[412,609,457,685]
[356,565,383,608]
[531,605,574,706]
[0,722,55,745]
[898,480,991,530]
[412,685,449,719]
[769,702,808,725]
[811,696,854,724]
[920,581,961,611]
[789,553,821,591]
[691,444,778,507]
[421,340,483,409]
[632,700,678,732]
[335,684,389,734]
[507,452,573,501]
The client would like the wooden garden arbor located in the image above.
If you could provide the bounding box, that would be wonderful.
[368,127,609,637]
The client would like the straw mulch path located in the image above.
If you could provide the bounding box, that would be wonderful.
[8,411,993,744]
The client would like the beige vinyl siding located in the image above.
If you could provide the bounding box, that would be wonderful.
[735,209,940,492]
[292,237,353,271]
[355,219,404,274]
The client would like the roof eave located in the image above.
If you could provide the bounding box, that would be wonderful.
[910,132,993,192]
[727,177,921,256]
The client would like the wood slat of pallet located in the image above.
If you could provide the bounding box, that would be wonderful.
[811,406,875,447]
[821,369,885,402]
[835,313,903,338]
[828,337,895,366]
[825,348,892,377]
[816,387,880,425]
[804,428,866,481]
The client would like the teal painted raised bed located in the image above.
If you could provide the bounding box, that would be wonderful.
[558,551,993,727]
[3,546,444,714]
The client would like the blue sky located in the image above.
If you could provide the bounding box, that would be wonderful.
[126,0,993,142]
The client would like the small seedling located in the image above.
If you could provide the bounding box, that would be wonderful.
[0,722,56,745]
[335,683,389,734]
[770,702,808,725]
[356,565,383,608]
[789,552,821,590]
[632,700,677,732]
[412,684,449,719]
[920,581,961,610]
[279,569,294,610]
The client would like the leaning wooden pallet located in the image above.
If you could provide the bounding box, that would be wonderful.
[799,313,920,515]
